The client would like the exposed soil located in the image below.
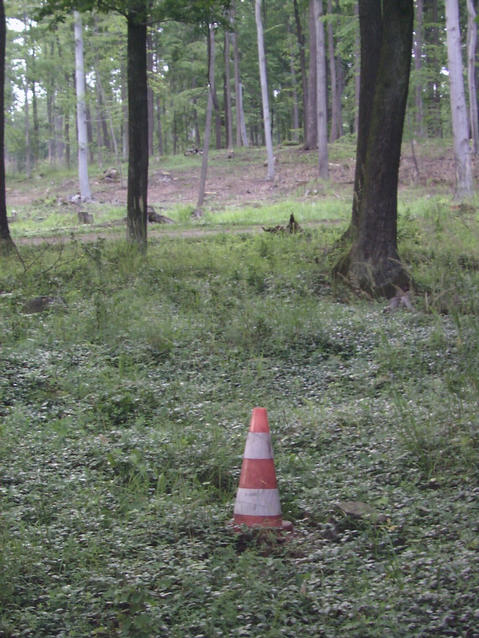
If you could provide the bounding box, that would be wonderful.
[6,144,471,244]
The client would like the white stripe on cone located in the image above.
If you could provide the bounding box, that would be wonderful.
[243,432,274,459]
[234,488,282,516]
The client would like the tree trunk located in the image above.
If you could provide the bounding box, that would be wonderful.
[467,0,479,155]
[414,0,425,137]
[147,32,154,157]
[73,11,92,202]
[293,0,308,141]
[288,21,300,142]
[313,0,328,178]
[334,0,413,297]
[425,0,443,137]
[231,4,248,147]
[195,25,215,215]
[64,115,71,170]
[353,1,360,134]
[224,28,234,150]
[156,95,164,155]
[305,0,317,149]
[31,51,39,165]
[0,0,14,254]
[327,0,339,142]
[22,7,32,177]
[24,74,32,177]
[445,0,474,199]
[255,0,275,180]
[121,62,128,161]
[47,41,55,165]
[126,5,149,247]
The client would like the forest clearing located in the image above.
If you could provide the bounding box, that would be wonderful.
[4,140,471,242]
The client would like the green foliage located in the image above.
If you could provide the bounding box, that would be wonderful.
[1,210,479,635]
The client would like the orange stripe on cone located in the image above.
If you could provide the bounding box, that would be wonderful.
[233,407,292,531]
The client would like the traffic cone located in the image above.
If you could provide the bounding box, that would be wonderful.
[233,407,292,531]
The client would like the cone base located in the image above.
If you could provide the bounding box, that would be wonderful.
[231,518,293,533]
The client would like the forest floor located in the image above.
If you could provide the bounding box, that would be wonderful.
[5,141,471,244]
[2,140,479,637]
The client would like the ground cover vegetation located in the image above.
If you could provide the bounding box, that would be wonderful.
[1,191,479,636]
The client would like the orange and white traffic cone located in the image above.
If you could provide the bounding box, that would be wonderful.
[233,407,292,531]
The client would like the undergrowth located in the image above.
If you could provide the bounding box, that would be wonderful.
[0,217,478,637]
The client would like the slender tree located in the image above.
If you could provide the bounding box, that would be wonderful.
[466,0,478,155]
[73,10,92,201]
[334,0,413,297]
[305,0,317,149]
[292,0,308,141]
[445,0,473,199]
[0,0,15,254]
[414,0,425,137]
[224,26,233,150]
[255,0,274,180]
[313,0,328,178]
[327,0,340,142]
[195,24,215,215]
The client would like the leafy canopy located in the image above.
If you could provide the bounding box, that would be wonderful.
[38,0,232,24]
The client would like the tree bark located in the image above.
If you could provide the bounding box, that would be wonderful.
[424,0,442,137]
[195,25,215,215]
[231,4,248,147]
[353,1,360,134]
[74,10,92,202]
[147,32,154,157]
[305,0,317,149]
[414,0,425,137]
[334,0,413,297]
[224,28,234,150]
[0,0,14,254]
[467,0,479,155]
[293,0,308,141]
[445,0,474,199]
[327,0,340,142]
[255,0,275,180]
[313,0,328,178]
[126,3,149,247]
[288,21,300,142]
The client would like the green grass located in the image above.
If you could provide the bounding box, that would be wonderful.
[1,205,479,636]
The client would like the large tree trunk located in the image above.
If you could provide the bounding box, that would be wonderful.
[255,0,275,181]
[334,0,413,297]
[445,0,474,199]
[73,11,92,202]
[126,4,149,247]
[0,0,14,254]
